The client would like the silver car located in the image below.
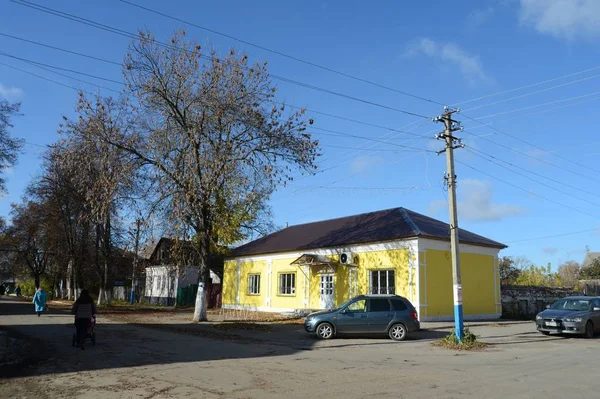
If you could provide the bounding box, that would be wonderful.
[535,296,600,338]
[303,294,420,341]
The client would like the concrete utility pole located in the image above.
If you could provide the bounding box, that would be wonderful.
[435,107,465,341]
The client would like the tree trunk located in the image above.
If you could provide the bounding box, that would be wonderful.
[66,258,73,300]
[192,230,210,322]
[97,287,104,306]
[34,273,41,290]
[103,213,111,306]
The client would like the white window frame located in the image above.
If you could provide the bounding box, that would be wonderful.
[278,273,296,296]
[248,274,260,295]
[369,269,395,295]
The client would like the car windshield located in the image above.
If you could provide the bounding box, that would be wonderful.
[551,299,591,311]
[332,298,356,311]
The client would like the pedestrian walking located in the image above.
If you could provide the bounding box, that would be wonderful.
[32,286,47,317]
[71,289,97,350]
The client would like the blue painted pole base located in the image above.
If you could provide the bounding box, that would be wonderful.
[454,304,464,341]
[129,289,135,305]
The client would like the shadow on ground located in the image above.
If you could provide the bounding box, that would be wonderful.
[0,298,446,380]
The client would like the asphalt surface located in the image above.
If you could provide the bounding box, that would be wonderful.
[1,296,599,398]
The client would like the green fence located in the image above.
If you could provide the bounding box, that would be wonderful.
[176,284,198,307]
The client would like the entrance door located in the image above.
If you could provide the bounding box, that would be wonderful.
[320,274,335,309]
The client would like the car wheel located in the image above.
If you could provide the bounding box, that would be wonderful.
[541,331,550,336]
[316,322,334,340]
[389,323,407,341]
[585,321,594,339]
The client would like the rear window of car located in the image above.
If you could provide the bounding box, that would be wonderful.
[369,298,391,312]
[391,299,408,311]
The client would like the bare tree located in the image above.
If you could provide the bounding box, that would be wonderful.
[91,31,319,321]
[59,95,140,305]
[557,260,581,287]
[0,100,24,193]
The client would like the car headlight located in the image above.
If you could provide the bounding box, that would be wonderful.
[536,314,543,320]
[564,317,583,323]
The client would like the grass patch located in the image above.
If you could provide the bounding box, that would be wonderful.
[432,328,488,351]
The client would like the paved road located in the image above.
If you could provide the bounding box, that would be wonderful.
[1,297,600,399]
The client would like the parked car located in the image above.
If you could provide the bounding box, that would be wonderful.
[535,296,600,338]
[303,294,420,341]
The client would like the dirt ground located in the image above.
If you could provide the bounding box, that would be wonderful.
[2,296,600,399]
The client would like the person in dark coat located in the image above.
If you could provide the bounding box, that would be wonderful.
[71,290,97,350]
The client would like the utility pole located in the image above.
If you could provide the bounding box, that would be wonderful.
[435,106,465,341]
[130,218,142,305]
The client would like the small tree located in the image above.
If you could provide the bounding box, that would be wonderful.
[499,256,521,285]
[581,258,600,280]
[557,260,581,287]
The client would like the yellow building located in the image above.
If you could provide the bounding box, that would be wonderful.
[223,207,506,321]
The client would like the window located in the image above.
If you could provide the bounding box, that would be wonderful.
[369,270,395,295]
[248,274,260,295]
[161,275,166,290]
[391,298,407,311]
[279,273,296,295]
[370,298,391,312]
[346,299,367,313]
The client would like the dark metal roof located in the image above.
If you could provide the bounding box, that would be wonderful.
[230,207,507,257]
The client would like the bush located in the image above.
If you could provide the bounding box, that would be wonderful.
[433,327,487,350]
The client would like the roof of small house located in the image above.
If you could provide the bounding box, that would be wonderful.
[230,207,507,257]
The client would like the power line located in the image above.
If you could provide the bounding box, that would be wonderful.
[506,227,600,244]
[0,51,123,85]
[471,89,600,121]
[311,127,434,152]
[11,0,431,119]
[0,60,95,95]
[455,63,600,106]
[457,160,600,220]
[462,129,600,184]
[462,71,600,113]
[466,147,600,207]
[461,112,600,175]
[1,31,442,139]
[321,143,428,153]
[119,0,445,107]
[0,32,121,66]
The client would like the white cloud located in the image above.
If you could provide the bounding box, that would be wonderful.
[543,247,559,255]
[405,38,488,84]
[519,0,600,41]
[350,155,383,174]
[456,179,525,222]
[467,6,496,29]
[0,83,24,101]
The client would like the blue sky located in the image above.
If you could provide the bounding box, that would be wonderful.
[2,0,600,269]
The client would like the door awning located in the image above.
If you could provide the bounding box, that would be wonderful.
[291,254,335,276]
[290,254,332,266]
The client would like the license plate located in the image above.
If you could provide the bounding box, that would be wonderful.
[546,321,557,327]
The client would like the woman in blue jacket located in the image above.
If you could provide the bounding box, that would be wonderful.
[32,287,47,317]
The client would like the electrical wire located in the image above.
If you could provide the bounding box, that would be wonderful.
[10,0,431,119]
[461,112,600,175]
[118,0,445,107]
[455,63,600,106]
[462,129,600,184]
[0,61,95,95]
[466,147,600,206]
[506,228,600,244]
[457,159,600,220]
[0,31,442,140]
